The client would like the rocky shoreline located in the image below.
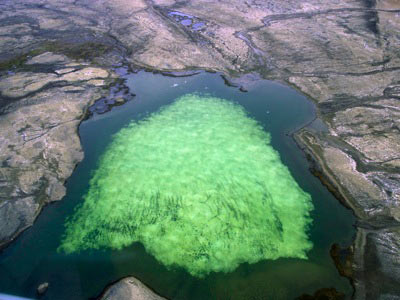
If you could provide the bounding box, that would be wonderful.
[0,52,115,248]
[1,0,399,299]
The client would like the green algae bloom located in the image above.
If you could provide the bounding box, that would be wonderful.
[59,94,313,277]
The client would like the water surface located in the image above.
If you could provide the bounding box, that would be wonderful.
[0,71,354,300]
[60,94,313,277]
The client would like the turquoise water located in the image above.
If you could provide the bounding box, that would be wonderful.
[59,94,314,276]
[0,71,354,299]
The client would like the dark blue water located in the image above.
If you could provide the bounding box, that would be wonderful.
[0,71,355,300]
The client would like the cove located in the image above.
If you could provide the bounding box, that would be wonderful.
[0,71,355,300]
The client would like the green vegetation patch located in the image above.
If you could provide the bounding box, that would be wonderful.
[0,41,111,71]
[41,41,112,61]
[0,49,42,71]
[59,94,313,277]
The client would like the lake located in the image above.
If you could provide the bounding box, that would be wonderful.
[0,71,355,300]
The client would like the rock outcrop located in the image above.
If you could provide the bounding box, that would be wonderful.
[0,52,113,247]
[99,277,166,300]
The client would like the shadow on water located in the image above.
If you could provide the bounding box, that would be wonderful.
[0,71,355,300]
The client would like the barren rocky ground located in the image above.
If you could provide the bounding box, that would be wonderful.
[0,0,399,299]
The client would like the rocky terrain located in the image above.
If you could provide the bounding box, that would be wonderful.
[0,52,117,248]
[0,0,399,299]
[99,277,167,300]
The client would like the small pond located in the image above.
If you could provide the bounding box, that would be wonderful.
[0,71,355,300]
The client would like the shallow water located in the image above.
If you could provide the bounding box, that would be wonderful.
[0,71,355,300]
